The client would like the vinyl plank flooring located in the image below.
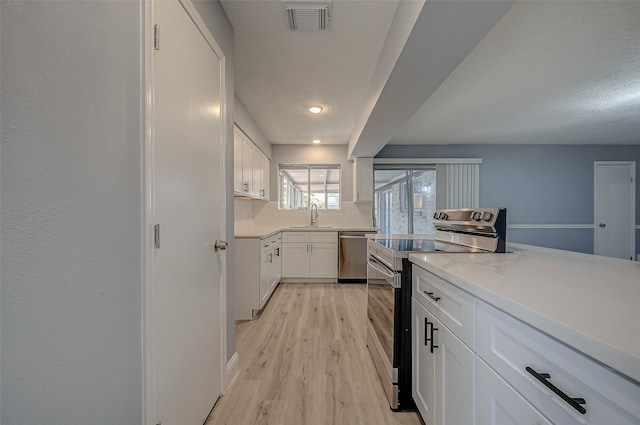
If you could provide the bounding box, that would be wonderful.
[207,283,422,425]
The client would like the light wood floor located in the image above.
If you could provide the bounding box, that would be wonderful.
[207,282,422,425]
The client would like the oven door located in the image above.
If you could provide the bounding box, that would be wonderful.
[367,253,401,408]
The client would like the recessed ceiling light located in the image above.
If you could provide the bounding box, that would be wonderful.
[308,106,323,114]
[312,139,321,144]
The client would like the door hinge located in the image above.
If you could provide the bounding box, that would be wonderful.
[154,24,160,51]
[154,224,160,249]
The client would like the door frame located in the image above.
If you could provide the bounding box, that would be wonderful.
[593,161,636,260]
[142,1,229,423]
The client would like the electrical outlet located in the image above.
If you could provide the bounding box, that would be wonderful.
[347,214,356,222]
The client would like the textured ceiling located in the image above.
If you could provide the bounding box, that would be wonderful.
[222,0,640,154]
[391,1,640,145]
[221,0,400,145]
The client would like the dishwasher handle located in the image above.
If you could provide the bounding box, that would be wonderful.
[340,235,367,239]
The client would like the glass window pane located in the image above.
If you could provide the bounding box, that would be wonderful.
[412,169,437,234]
[373,167,435,234]
[279,164,340,210]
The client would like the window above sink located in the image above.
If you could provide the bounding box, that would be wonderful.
[278,164,341,210]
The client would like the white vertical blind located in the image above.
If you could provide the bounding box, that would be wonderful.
[436,163,479,209]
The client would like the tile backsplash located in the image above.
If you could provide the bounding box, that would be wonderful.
[234,198,373,233]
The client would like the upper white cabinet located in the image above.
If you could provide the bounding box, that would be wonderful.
[281,232,338,280]
[353,157,373,202]
[234,125,269,200]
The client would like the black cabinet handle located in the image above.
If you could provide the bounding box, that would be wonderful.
[426,320,438,353]
[525,366,586,414]
[423,290,441,302]
[424,317,429,346]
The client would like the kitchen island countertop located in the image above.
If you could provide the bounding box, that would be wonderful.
[409,243,640,384]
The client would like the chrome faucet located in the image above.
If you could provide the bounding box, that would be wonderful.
[310,203,319,227]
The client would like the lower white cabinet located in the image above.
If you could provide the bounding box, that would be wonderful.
[476,299,640,425]
[281,232,338,280]
[412,297,474,425]
[476,357,553,425]
[235,233,281,320]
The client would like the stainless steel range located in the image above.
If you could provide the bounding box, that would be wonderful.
[366,207,507,410]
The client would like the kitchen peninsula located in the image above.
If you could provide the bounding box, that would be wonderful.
[409,243,640,424]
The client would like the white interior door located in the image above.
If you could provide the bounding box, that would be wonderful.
[594,161,635,260]
[151,1,224,424]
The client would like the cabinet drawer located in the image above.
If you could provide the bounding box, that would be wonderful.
[476,300,640,425]
[412,265,475,349]
[476,357,553,425]
[282,232,309,243]
[310,231,337,243]
[260,233,280,253]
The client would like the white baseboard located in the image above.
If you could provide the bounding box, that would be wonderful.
[224,352,239,393]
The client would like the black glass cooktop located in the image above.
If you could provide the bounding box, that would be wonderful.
[372,238,484,253]
[372,239,436,252]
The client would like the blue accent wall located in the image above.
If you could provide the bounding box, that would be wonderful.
[377,145,640,256]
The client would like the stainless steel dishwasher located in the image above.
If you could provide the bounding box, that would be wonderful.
[338,231,375,282]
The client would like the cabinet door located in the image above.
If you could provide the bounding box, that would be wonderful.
[233,128,244,193]
[476,358,553,425]
[255,150,269,199]
[281,242,310,278]
[273,243,281,286]
[435,315,475,425]
[309,242,337,278]
[412,298,437,425]
[413,298,475,425]
[259,252,272,308]
[353,157,373,202]
[242,137,255,196]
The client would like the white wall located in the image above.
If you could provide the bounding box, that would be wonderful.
[1,1,143,423]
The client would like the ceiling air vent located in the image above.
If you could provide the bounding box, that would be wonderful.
[282,0,331,31]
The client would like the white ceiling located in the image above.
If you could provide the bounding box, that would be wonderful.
[221,0,640,156]
[221,0,400,145]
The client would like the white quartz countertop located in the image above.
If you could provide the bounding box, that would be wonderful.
[408,243,640,384]
[235,226,379,239]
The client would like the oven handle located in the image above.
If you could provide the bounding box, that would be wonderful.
[368,255,400,288]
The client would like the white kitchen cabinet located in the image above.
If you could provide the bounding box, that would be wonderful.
[281,232,338,280]
[476,299,640,425]
[412,297,474,425]
[412,298,437,425]
[476,357,554,425]
[233,124,269,200]
[353,157,373,202]
[281,242,309,278]
[235,233,281,319]
[233,127,244,194]
[255,150,269,199]
[413,265,475,348]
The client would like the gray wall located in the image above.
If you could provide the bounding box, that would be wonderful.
[1,1,143,424]
[378,144,640,254]
[191,0,237,367]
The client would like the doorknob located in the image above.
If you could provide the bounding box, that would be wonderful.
[598,223,606,228]
[213,240,228,251]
